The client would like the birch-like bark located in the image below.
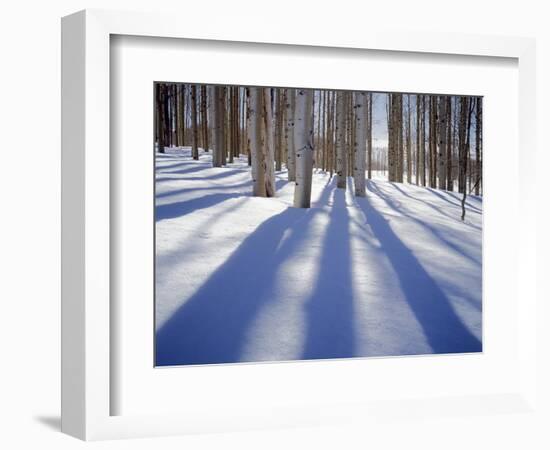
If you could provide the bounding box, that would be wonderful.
[367,93,373,180]
[293,88,314,208]
[406,94,412,183]
[353,92,367,196]
[156,83,165,153]
[263,88,276,197]
[212,85,224,167]
[191,85,199,160]
[415,94,420,185]
[248,87,266,196]
[285,89,296,181]
[446,97,453,191]
[475,97,482,195]
[437,95,447,189]
[200,85,208,151]
[335,91,347,188]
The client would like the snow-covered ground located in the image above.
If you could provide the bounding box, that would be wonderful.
[155,147,482,366]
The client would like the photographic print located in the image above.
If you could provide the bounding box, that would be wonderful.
[154,83,482,367]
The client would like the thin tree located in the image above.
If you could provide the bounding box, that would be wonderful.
[367,93,373,180]
[200,85,208,151]
[460,97,474,220]
[335,91,347,188]
[191,85,199,160]
[446,97,453,191]
[415,94,421,185]
[293,88,314,208]
[437,95,447,189]
[248,87,266,196]
[353,92,367,196]
[285,89,296,181]
[263,88,276,197]
[156,83,165,153]
[406,94,412,183]
[212,85,224,167]
[475,97,482,195]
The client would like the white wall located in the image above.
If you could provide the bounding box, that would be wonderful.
[0,1,548,449]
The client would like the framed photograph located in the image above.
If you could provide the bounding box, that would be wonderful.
[62,9,538,440]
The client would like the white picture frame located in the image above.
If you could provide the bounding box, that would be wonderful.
[61,9,538,441]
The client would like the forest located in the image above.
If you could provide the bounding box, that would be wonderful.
[154,82,483,367]
[154,84,482,218]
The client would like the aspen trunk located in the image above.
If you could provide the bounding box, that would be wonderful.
[285,89,296,181]
[248,87,266,196]
[335,91,347,188]
[353,92,367,196]
[437,95,447,189]
[293,88,314,208]
[212,85,224,167]
[221,87,227,166]
[397,94,404,182]
[446,97,453,191]
[263,88,276,197]
[420,95,426,186]
[274,89,283,171]
[367,93,373,180]
[475,97,482,195]
[191,85,199,160]
[156,83,165,153]
[200,85,208,151]
[406,94,412,183]
[415,94,420,185]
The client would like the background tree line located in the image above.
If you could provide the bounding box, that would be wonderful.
[155,83,482,211]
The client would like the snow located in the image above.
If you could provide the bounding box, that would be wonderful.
[155,147,482,366]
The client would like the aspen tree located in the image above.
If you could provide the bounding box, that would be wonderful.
[248,87,266,196]
[221,88,227,166]
[293,88,314,208]
[263,88,276,197]
[274,89,283,171]
[200,85,208,151]
[353,92,367,196]
[446,97,453,191]
[191,85,199,160]
[387,94,396,181]
[367,93,373,180]
[437,95,447,189]
[335,91,347,188]
[155,83,166,153]
[212,85,224,167]
[176,84,182,146]
[397,94,404,183]
[170,84,176,147]
[415,94,420,185]
[475,97,482,195]
[420,95,427,186]
[406,94,412,183]
[285,89,296,181]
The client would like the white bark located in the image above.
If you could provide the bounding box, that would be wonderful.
[293,88,314,208]
[353,92,367,197]
[212,86,224,167]
[335,91,347,188]
[437,95,447,189]
[285,89,296,181]
[248,87,266,196]
[263,88,276,197]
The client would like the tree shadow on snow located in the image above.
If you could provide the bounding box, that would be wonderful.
[300,187,356,360]
[155,180,338,366]
[425,187,483,214]
[366,181,480,266]
[155,193,244,221]
[388,183,481,230]
[355,185,481,354]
